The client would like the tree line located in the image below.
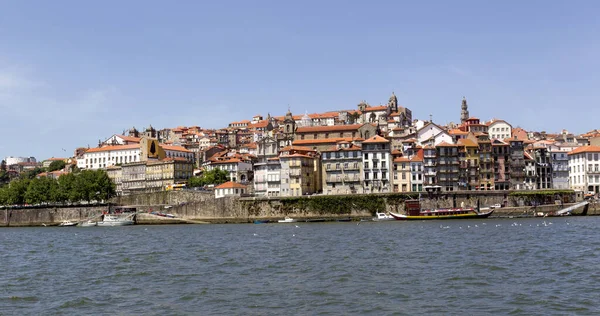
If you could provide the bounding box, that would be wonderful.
[0,169,115,207]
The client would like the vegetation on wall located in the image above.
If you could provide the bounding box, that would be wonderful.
[188,169,229,187]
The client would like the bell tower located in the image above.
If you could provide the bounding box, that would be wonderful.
[460,96,469,124]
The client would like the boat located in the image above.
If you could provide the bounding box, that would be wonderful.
[253,219,270,224]
[97,214,135,226]
[373,212,394,221]
[277,217,297,223]
[79,220,98,227]
[58,220,78,227]
[389,199,493,221]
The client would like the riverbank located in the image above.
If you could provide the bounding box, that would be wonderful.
[1,191,595,226]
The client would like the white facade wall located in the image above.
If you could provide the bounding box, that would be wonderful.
[79,148,141,170]
[488,121,512,140]
[5,156,36,166]
[569,151,600,192]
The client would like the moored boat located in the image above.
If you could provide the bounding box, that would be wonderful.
[97,214,135,226]
[79,220,98,227]
[277,217,297,223]
[373,212,394,221]
[59,220,78,227]
[389,199,493,220]
[253,219,270,224]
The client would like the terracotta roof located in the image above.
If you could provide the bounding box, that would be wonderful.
[436,141,457,147]
[363,105,388,112]
[393,157,411,162]
[162,145,193,153]
[457,138,478,147]
[210,158,243,164]
[568,146,600,155]
[410,149,424,162]
[280,145,315,152]
[296,124,364,133]
[162,157,190,162]
[321,144,362,152]
[215,181,247,189]
[292,137,362,145]
[448,129,469,135]
[362,135,389,144]
[118,135,142,142]
[86,144,140,153]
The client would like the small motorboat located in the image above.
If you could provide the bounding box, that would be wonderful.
[373,212,394,221]
[79,220,98,227]
[59,220,78,227]
[277,217,297,223]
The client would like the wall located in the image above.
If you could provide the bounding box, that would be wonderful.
[0,205,107,227]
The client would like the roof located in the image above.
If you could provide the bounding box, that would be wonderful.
[215,181,247,189]
[280,153,315,159]
[393,157,411,162]
[162,145,193,153]
[292,137,363,145]
[118,135,142,143]
[436,141,457,147]
[362,105,388,112]
[568,145,600,155]
[295,124,364,133]
[362,135,390,144]
[280,145,315,152]
[86,144,140,153]
[457,138,478,147]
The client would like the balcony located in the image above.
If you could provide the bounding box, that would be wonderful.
[344,165,360,171]
[344,176,361,182]
[326,177,343,183]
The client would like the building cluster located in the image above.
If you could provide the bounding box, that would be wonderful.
[4,93,600,198]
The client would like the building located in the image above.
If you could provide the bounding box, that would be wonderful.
[487,120,512,140]
[436,142,460,191]
[204,158,253,183]
[491,139,510,190]
[524,152,537,190]
[321,141,363,195]
[457,138,479,190]
[4,156,36,166]
[280,146,320,196]
[361,135,392,193]
[532,146,553,189]
[423,145,438,191]
[550,148,569,189]
[409,149,424,192]
[107,157,193,195]
[393,157,411,192]
[567,145,600,193]
[215,181,248,199]
[253,136,280,196]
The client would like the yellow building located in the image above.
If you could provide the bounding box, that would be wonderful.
[393,157,411,192]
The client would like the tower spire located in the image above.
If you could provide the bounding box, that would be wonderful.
[460,96,469,124]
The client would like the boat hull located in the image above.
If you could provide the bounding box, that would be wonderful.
[389,210,493,221]
[97,220,134,227]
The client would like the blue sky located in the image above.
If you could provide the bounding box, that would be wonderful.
[1,0,599,160]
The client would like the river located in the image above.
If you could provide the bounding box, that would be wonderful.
[1,216,599,315]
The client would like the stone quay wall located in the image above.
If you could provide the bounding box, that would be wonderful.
[2,190,596,226]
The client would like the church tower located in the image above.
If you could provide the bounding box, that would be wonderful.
[388,92,398,112]
[283,108,296,145]
[460,96,469,124]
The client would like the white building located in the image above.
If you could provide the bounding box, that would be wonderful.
[361,135,392,193]
[487,120,512,140]
[416,122,453,146]
[215,181,247,199]
[4,156,36,166]
[205,158,253,183]
[162,145,195,163]
[78,144,141,170]
[568,145,600,194]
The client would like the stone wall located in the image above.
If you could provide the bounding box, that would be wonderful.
[0,205,108,227]
[1,190,593,226]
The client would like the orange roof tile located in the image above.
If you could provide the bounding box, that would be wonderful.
[162,145,193,153]
[362,135,389,144]
[215,181,247,189]
[362,105,388,112]
[296,124,364,133]
[568,146,600,155]
[86,144,140,153]
[436,141,457,147]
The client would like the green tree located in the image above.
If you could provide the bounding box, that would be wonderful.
[6,178,30,205]
[56,173,77,203]
[188,176,205,187]
[25,177,58,205]
[203,168,229,185]
[48,160,66,172]
[0,185,8,205]
[21,167,45,180]
[94,169,115,202]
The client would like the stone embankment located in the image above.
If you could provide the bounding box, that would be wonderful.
[2,191,597,226]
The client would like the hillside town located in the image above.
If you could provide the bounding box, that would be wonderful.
[3,94,600,199]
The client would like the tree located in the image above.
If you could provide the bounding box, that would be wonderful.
[188,169,229,187]
[6,178,30,205]
[25,177,58,205]
[48,160,66,172]
[21,167,45,180]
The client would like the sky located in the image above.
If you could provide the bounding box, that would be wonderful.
[1,0,599,160]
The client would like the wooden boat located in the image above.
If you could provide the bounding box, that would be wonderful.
[389,199,493,221]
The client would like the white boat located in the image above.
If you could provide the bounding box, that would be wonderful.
[97,214,135,227]
[79,220,98,227]
[373,212,394,221]
[277,216,297,223]
[59,220,78,227]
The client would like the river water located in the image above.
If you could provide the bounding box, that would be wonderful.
[1,217,600,315]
